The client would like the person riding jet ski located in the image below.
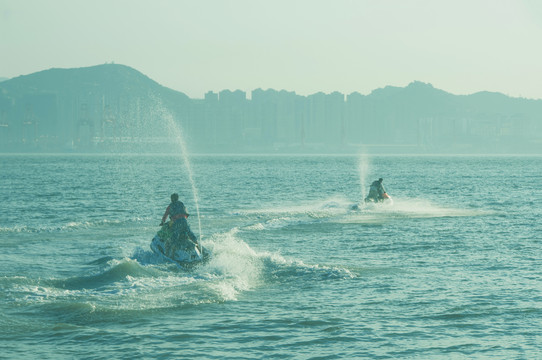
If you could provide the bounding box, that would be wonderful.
[365,178,390,203]
[160,193,198,257]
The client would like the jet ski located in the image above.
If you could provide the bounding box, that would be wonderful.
[351,192,393,210]
[150,222,210,267]
[364,192,393,204]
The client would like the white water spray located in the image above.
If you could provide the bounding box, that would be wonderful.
[357,151,370,203]
[171,121,203,245]
[154,98,203,251]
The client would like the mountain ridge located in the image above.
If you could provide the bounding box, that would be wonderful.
[2,63,534,102]
[0,64,190,103]
[0,64,540,153]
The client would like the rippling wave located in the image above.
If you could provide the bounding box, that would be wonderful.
[2,154,541,359]
[0,217,151,234]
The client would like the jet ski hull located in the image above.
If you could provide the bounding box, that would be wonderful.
[150,223,210,267]
[364,193,393,205]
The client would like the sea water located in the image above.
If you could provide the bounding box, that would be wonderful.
[1,154,541,359]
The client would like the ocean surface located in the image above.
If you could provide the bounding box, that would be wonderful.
[1,153,541,359]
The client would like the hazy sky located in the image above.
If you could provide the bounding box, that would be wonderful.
[2,0,542,99]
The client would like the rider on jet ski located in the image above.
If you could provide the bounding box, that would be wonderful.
[160,193,198,257]
[365,178,389,203]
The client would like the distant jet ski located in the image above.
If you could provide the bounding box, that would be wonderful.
[150,222,210,267]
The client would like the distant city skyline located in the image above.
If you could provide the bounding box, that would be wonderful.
[1,64,540,154]
[2,0,542,99]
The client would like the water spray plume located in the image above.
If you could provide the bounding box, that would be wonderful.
[358,150,370,203]
[152,96,203,254]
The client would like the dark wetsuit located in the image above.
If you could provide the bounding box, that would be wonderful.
[366,180,386,202]
[162,200,197,243]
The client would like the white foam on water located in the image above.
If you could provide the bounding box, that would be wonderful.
[243,223,266,231]
[200,228,263,301]
[236,196,351,217]
[234,196,354,231]
[340,197,493,223]
[380,197,491,218]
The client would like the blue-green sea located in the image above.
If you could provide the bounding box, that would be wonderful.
[1,154,541,359]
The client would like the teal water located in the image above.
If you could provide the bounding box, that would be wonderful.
[1,154,541,359]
